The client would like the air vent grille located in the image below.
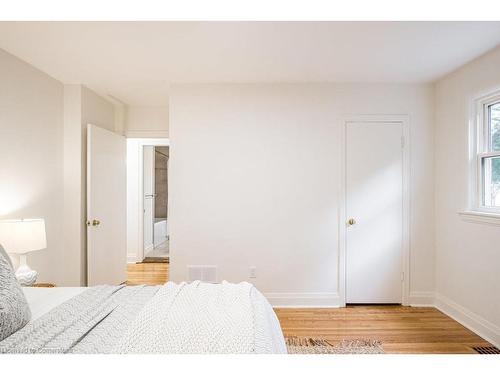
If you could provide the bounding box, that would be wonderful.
[473,346,500,354]
[187,265,217,283]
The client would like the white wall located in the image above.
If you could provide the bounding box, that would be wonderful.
[0,49,65,284]
[169,83,435,306]
[126,106,169,137]
[82,86,116,133]
[0,47,151,284]
[435,46,500,346]
[63,85,117,285]
[62,85,83,285]
[0,76,119,287]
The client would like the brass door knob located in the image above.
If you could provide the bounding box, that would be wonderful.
[347,218,356,226]
[92,219,100,226]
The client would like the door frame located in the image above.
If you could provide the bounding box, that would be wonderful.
[127,137,169,263]
[338,115,410,307]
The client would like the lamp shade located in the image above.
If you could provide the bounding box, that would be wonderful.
[0,218,46,254]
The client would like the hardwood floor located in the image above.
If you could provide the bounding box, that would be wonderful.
[126,263,492,354]
[127,262,168,285]
[276,306,491,354]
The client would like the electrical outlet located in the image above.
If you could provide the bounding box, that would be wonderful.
[249,266,257,279]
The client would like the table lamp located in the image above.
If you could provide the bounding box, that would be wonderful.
[0,218,46,286]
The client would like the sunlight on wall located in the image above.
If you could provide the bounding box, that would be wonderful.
[0,184,33,217]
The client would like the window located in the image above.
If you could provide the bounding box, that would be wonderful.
[473,93,500,212]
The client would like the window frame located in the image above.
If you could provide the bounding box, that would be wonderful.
[470,89,500,214]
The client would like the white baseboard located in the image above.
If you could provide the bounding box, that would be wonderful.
[265,292,340,308]
[267,291,434,308]
[409,291,435,307]
[435,293,500,348]
[127,255,139,264]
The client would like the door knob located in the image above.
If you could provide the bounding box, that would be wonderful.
[92,219,100,226]
[347,218,356,226]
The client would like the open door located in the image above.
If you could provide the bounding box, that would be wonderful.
[87,124,127,286]
[143,146,155,257]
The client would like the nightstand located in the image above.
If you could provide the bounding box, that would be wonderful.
[32,283,56,288]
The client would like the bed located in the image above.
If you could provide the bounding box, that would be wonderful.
[0,281,287,354]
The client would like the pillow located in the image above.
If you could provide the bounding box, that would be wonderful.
[0,244,31,341]
[0,244,13,268]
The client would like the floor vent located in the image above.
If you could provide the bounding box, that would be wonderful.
[472,346,500,354]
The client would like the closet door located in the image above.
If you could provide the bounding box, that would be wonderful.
[345,121,404,304]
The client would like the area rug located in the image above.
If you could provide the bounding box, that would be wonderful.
[285,336,384,354]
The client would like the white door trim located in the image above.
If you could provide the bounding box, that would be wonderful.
[127,138,169,262]
[338,115,410,307]
[126,130,169,138]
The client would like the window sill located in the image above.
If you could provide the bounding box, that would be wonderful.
[458,210,500,226]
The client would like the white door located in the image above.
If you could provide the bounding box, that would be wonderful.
[143,146,155,256]
[87,124,127,286]
[345,121,404,304]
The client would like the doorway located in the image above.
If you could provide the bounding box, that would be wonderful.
[126,138,169,267]
[143,145,169,262]
[341,117,410,305]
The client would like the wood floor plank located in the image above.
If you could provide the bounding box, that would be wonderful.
[275,306,492,353]
[126,263,493,354]
[127,262,168,285]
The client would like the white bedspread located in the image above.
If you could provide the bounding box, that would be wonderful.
[16,282,286,354]
[116,281,286,354]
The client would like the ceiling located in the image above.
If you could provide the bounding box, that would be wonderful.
[0,22,499,106]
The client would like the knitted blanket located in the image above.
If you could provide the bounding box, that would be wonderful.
[116,281,286,354]
[0,282,286,354]
[0,285,158,354]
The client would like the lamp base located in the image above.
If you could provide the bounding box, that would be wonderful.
[16,262,38,286]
